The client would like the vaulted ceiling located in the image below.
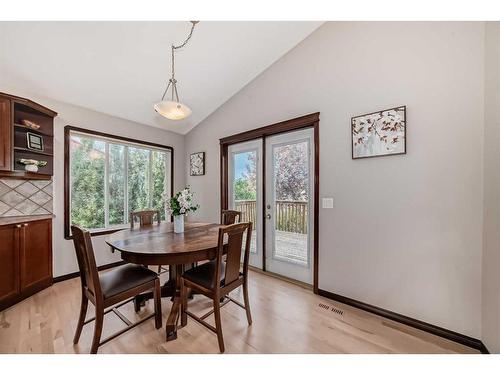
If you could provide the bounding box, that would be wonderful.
[0,21,322,134]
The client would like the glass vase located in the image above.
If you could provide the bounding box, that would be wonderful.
[173,214,184,233]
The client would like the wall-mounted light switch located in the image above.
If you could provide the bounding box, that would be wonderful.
[322,197,334,208]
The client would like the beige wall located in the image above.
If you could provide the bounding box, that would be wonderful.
[482,22,500,352]
[1,21,492,345]
[1,86,185,277]
[185,22,485,338]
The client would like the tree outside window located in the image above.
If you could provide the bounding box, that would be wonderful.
[69,132,171,231]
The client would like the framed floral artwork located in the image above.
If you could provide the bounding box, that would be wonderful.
[351,106,406,159]
[190,152,205,176]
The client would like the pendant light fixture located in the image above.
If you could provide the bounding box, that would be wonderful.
[154,21,198,121]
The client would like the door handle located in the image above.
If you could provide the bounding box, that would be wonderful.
[266,213,271,219]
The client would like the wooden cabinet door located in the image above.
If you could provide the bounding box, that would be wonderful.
[0,97,12,171]
[0,224,20,305]
[20,219,52,291]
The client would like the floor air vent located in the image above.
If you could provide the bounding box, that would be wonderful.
[331,307,344,316]
[319,303,330,310]
[318,303,344,316]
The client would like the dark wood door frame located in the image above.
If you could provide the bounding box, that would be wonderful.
[220,112,320,293]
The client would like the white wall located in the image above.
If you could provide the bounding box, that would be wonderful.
[1,86,185,277]
[185,22,485,338]
[482,22,500,352]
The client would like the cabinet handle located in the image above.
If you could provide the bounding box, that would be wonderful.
[16,224,21,228]
[23,223,29,227]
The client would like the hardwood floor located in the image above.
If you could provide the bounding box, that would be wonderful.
[0,270,478,354]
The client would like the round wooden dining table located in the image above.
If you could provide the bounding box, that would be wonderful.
[105,221,224,341]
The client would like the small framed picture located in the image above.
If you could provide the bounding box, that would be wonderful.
[190,152,205,176]
[26,132,44,151]
[351,106,406,159]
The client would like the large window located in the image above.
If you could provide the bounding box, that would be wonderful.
[64,126,173,238]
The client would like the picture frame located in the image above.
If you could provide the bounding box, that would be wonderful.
[26,132,44,151]
[190,151,205,176]
[351,106,406,159]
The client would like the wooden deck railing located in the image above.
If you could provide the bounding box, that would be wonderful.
[234,200,308,234]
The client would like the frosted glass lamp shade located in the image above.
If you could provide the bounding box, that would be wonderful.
[154,100,192,120]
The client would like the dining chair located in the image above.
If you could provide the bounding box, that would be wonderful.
[130,210,166,274]
[71,225,162,354]
[220,210,241,225]
[216,210,242,288]
[180,222,253,353]
[130,209,161,229]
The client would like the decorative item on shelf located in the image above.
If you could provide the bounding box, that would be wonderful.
[165,186,199,233]
[26,132,44,151]
[18,158,47,172]
[351,106,406,159]
[190,151,205,176]
[154,21,199,121]
[21,119,41,130]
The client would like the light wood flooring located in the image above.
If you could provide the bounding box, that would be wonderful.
[0,270,479,354]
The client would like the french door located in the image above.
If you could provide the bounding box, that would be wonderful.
[228,140,263,269]
[265,128,314,284]
[226,128,314,284]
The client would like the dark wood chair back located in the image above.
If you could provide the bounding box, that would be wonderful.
[220,210,241,225]
[216,222,252,286]
[71,225,102,302]
[180,221,253,353]
[71,224,162,354]
[130,210,161,229]
[130,209,164,274]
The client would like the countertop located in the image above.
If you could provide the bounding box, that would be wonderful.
[0,214,54,226]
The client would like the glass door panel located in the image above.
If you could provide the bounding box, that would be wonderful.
[265,128,314,284]
[228,139,263,269]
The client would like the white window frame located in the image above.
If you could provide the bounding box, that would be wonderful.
[65,127,173,237]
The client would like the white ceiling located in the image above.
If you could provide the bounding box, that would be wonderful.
[0,21,322,134]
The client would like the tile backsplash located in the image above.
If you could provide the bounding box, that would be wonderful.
[0,179,53,217]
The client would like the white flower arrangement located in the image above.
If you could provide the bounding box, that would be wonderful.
[165,186,199,217]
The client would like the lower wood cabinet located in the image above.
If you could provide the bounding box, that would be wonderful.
[0,224,20,307]
[0,218,52,311]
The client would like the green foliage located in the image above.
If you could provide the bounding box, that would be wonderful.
[152,151,167,220]
[127,147,150,216]
[70,137,105,229]
[234,177,256,200]
[108,144,125,225]
[70,135,170,230]
[231,143,309,235]
[233,151,257,202]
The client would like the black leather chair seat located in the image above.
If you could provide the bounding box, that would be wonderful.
[183,260,227,289]
[99,264,158,299]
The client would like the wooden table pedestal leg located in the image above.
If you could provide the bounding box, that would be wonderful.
[133,274,176,312]
[165,264,184,341]
[131,263,192,341]
[166,297,181,341]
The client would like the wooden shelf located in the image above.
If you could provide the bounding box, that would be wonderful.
[13,147,53,157]
[0,170,52,180]
[0,92,58,117]
[14,124,53,137]
[0,92,56,180]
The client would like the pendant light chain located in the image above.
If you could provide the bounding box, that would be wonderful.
[161,21,198,102]
[173,21,197,51]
